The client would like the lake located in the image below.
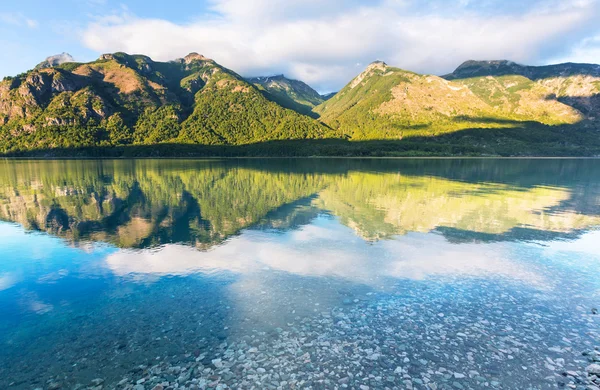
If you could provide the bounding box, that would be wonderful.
[0,158,599,390]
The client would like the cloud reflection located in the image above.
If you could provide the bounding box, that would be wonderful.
[0,273,18,291]
[105,218,546,287]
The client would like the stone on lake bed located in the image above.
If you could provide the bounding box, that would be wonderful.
[587,364,600,375]
[368,353,381,360]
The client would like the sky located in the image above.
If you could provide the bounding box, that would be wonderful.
[2,0,600,92]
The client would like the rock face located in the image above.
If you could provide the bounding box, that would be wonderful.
[35,53,75,70]
[183,52,211,64]
[350,61,388,89]
[0,69,85,121]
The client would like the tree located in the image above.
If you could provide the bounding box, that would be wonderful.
[134,106,181,144]
[106,113,133,145]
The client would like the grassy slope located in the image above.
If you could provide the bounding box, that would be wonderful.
[314,63,584,140]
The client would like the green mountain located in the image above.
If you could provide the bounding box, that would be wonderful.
[1,53,600,157]
[444,60,600,115]
[248,74,325,117]
[0,52,331,153]
[444,60,600,80]
[320,92,337,101]
[314,61,593,140]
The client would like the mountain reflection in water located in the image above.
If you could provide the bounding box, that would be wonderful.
[0,158,598,250]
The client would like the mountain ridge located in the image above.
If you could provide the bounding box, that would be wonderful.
[2,52,600,156]
[445,60,600,80]
[315,58,599,139]
[0,51,333,151]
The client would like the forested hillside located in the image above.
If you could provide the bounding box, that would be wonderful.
[1,53,599,156]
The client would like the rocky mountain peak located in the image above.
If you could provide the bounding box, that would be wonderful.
[367,61,388,71]
[35,53,75,70]
[447,60,522,78]
[456,60,517,70]
[349,61,389,89]
[99,53,116,61]
[184,53,211,64]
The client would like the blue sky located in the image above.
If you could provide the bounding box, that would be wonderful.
[2,0,600,91]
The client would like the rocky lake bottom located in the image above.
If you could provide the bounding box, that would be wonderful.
[0,158,599,390]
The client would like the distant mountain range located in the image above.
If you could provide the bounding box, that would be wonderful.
[248,74,334,117]
[1,52,599,156]
[444,60,600,80]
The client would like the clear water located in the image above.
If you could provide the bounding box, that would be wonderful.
[0,159,599,390]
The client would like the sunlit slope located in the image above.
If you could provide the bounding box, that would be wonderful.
[445,60,600,117]
[314,62,583,140]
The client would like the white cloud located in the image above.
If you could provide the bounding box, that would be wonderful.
[81,0,600,91]
[549,34,600,64]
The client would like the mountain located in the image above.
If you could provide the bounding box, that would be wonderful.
[2,53,600,157]
[444,60,600,116]
[35,53,76,70]
[0,52,331,153]
[444,60,600,80]
[314,60,595,140]
[315,61,577,138]
[248,74,325,117]
[320,92,337,100]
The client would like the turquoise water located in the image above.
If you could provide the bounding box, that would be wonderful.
[0,159,599,389]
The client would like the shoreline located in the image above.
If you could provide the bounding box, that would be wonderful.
[2,156,600,160]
